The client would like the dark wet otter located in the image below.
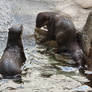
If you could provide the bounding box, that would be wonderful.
[84,42,92,71]
[0,24,26,76]
[36,12,61,40]
[36,12,57,28]
[36,12,84,67]
[80,11,92,71]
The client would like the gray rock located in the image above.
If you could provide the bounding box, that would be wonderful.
[75,0,92,9]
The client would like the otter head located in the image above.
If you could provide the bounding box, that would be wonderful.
[7,24,23,47]
[36,13,49,28]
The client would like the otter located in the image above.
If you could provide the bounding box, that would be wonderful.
[84,42,92,71]
[36,12,57,28]
[36,12,84,68]
[36,12,61,41]
[81,11,92,71]
[36,12,73,41]
[0,24,26,76]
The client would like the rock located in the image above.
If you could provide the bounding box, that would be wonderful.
[41,71,54,78]
[55,53,76,65]
[75,0,92,9]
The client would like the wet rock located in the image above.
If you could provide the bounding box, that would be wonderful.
[21,71,92,92]
[55,53,76,65]
[41,71,54,78]
[75,0,92,9]
[0,79,23,91]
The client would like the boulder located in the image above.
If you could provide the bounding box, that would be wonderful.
[75,0,92,9]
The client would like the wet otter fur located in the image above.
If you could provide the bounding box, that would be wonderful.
[36,12,84,67]
[84,42,92,71]
[0,24,26,76]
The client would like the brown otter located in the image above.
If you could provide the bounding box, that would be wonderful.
[36,12,61,41]
[79,11,92,71]
[0,24,26,76]
[36,12,84,68]
[36,12,73,41]
[84,42,92,71]
[36,12,57,28]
